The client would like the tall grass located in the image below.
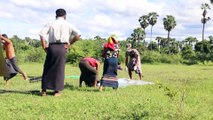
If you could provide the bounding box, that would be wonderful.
[0,63,213,119]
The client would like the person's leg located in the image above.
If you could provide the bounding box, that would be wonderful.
[5,80,10,86]
[138,73,142,80]
[54,91,61,97]
[41,89,47,96]
[79,61,85,87]
[128,68,133,80]
[79,78,83,87]
[93,80,98,88]
[9,57,28,80]
[99,86,103,91]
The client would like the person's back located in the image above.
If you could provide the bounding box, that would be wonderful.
[1,34,15,59]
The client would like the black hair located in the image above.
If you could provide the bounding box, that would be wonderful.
[56,8,66,17]
[2,34,8,38]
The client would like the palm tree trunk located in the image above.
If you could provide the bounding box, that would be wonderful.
[202,23,205,41]
[150,26,153,50]
[150,26,153,41]
[158,40,160,49]
[168,31,170,54]
[167,31,170,45]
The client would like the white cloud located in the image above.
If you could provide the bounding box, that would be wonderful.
[0,0,212,41]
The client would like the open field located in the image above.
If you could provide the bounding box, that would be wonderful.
[0,63,213,120]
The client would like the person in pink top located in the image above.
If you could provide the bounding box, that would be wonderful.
[79,57,101,87]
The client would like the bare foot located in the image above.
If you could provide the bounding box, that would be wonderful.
[5,80,10,86]
[40,90,47,96]
[22,72,29,80]
[54,91,62,97]
[99,86,103,92]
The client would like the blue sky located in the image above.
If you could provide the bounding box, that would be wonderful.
[0,0,212,42]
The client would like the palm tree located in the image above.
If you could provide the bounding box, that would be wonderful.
[148,12,159,41]
[183,36,198,46]
[201,3,211,41]
[131,27,146,47]
[138,15,149,32]
[155,36,163,49]
[163,15,177,42]
[132,28,145,46]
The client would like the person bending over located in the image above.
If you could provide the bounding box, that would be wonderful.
[79,57,101,87]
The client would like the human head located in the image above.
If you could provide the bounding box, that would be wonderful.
[2,34,8,39]
[1,34,8,45]
[56,8,66,18]
[126,43,132,52]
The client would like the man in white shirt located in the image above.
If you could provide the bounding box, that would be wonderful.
[39,8,81,96]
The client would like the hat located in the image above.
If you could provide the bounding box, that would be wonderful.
[108,34,118,44]
[56,8,66,17]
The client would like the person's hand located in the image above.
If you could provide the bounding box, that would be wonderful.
[125,66,128,71]
[43,45,48,52]
[64,42,70,49]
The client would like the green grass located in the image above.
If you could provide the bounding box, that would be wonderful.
[0,63,213,120]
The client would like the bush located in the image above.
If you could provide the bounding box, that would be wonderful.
[141,51,182,64]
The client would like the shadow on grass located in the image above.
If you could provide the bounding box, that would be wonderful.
[64,83,100,92]
[0,89,41,96]
[0,83,101,95]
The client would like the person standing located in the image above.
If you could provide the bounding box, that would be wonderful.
[79,57,101,87]
[0,34,28,85]
[99,35,120,91]
[125,43,142,80]
[39,8,81,96]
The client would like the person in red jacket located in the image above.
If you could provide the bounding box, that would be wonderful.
[79,57,101,87]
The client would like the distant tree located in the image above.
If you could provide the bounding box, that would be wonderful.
[94,35,102,40]
[181,45,195,60]
[195,40,211,53]
[155,36,163,49]
[176,41,184,51]
[163,15,177,43]
[209,36,213,53]
[183,36,198,48]
[201,3,211,41]
[148,12,159,41]
[130,27,146,48]
[169,38,179,54]
[148,41,158,51]
[138,15,149,33]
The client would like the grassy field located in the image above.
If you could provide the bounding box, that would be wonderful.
[0,63,213,120]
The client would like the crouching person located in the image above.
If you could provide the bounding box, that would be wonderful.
[79,57,101,87]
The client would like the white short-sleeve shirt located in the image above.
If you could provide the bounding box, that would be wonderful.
[39,17,81,43]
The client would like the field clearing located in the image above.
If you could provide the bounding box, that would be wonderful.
[0,63,213,120]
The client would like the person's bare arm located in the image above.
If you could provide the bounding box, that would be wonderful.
[0,35,12,44]
[70,35,81,45]
[125,52,129,67]
[135,54,139,65]
[39,35,48,51]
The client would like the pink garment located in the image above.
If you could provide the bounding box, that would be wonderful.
[82,57,98,68]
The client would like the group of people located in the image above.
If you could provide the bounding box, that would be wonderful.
[0,8,142,96]
[79,36,143,91]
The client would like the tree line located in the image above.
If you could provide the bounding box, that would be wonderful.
[4,2,213,65]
